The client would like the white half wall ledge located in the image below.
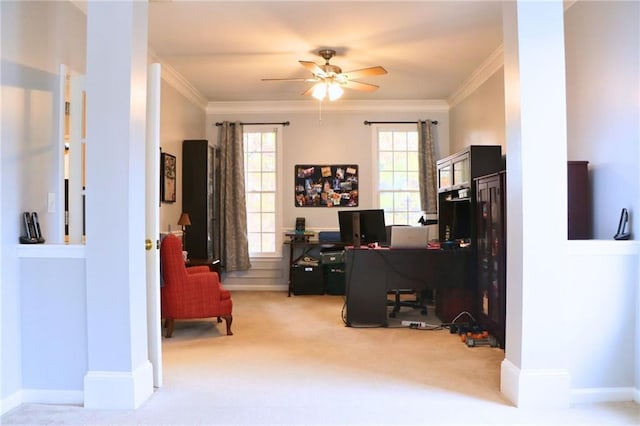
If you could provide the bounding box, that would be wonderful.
[83,361,153,409]
[16,244,86,259]
[501,359,571,408]
[570,387,638,405]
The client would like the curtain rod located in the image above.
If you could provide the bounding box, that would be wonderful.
[215,121,290,127]
[363,120,438,125]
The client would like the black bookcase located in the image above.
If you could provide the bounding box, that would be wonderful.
[182,140,220,260]
[475,171,506,348]
[435,145,503,322]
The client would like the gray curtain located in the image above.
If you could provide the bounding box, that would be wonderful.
[218,121,251,271]
[418,120,437,214]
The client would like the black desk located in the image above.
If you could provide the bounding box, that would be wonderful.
[345,247,472,326]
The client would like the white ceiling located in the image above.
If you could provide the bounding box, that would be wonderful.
[147,1,504,103]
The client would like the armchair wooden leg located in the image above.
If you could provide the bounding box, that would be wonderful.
[165,318,175,338]
[222,315,233,336]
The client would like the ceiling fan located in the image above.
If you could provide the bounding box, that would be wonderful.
[262,49,388,101]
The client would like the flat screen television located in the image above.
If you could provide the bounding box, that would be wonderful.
[338,209,388,246]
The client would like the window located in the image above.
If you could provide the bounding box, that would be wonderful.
[243,126,282,257]
[375,125,421,226]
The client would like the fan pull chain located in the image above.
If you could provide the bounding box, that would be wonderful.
[317,99,323,122]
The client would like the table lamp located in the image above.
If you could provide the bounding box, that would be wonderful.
[177,212,191,249]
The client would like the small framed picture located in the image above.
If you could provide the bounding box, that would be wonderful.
[161,152,176,203]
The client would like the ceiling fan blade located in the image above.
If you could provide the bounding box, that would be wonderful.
[342,66,388,80]
[343,80,380,92]
[261,77,319,82]
[299,60,324,76]
[301,86,315,97]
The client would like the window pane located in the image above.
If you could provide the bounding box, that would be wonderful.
[393,171,408,189]
[245,133,261,152]
[261,233,275,252]
[246,153,262,172]
[379,192,393,209]
[262,213,275,232]
[262,172,276,191]
[393,191,410,210]
[407,132,418,151]
[246,172,261,191]
[246,213,261,233]
[378,131,392,151]
[408,192,421,211]
[393,132,407,151]
[392,212,409,225]
[379,171,393,190]
[407,171,419,190]
[262,152,275,172]
[246,193,261,213]
[379,151,393,171]
[261,192,275,212]
[262,133,276,152]
[407,152,419,171]
[393,152,407,171]
[247,232,261,252]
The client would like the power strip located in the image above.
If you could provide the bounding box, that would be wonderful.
[401,320,428,328]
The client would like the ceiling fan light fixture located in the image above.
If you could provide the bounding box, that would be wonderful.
[311,82,327,100]
[328,82,344,101]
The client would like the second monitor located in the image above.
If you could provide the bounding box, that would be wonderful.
[338,209,387,247]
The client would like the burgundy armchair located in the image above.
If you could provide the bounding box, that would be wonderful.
[160,234,233,337]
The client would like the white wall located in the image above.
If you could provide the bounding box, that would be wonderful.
[207,102,450,233]
[0,1,206,412]
[450,69,506,154]
[565,0,639,240]
[1,0,86,412]
[158,79,206,233]
[450,0,639,403]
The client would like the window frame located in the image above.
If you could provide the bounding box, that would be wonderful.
[243,125,284,258]
[371,123,422,226]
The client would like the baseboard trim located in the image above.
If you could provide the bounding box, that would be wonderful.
[0,390,23,416]
[84,360,153,409]
[22,389,83,405]
[501,359,571,408]
[223,284,288,292]
[571,387,638,404]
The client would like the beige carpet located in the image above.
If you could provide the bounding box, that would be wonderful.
[2,291,639,425]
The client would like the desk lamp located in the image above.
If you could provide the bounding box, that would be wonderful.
[177,212,191,249]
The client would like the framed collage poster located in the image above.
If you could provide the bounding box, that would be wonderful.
[295,164,358,207]
[161,152,176,203]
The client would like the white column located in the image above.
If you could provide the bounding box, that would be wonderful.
[83,1,153,409]
[501,0,571,408]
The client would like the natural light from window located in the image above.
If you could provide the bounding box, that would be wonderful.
[377,127,421,226]
[244,128,280,256]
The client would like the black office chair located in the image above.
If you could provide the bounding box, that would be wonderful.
[387,289,429,317]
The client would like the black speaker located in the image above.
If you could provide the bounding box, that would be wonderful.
[295,217,305,233]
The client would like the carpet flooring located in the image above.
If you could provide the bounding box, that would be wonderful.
[2,291,639,425]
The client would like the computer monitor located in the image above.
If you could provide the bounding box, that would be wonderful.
[338,209,388,246]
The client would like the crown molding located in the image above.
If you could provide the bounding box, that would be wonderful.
[206,99,449,115]
[447,45,504,108]
[148,51,208,110]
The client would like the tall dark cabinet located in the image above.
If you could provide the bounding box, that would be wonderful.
[435,145,503,322]
[475,171,506,348]
[182,140,220,261]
